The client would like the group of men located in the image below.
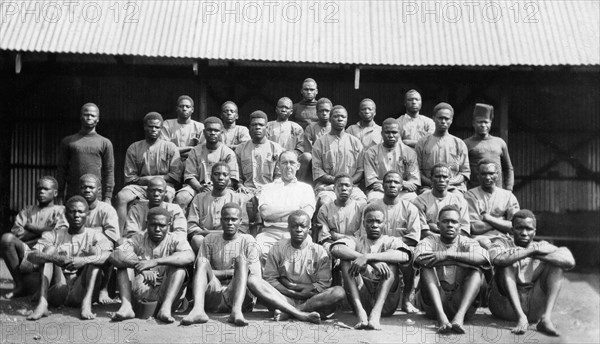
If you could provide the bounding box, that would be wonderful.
[0,78,574,337]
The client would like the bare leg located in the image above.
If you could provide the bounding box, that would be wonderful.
[190,235,205,255]
[400,265,419,313]
[450,269,482,334]
[76,265,100,320]
[181,259,212,325]
[27,261,54,320]
[111,269,135,321]
[0,233,27,298]
[116,190,135,233]
[298,286,345,315]
[366,264,397,330]
[99,264,116,304]
[247,275,321,324]
[536,266,564,337]
[497,267,529,334]
[227,257,249,326]
[155,268,186,323]
[420,268,452,333]
[340,261,368,329]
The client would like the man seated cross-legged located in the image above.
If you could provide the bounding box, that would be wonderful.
[488,209,575,336]
[27,196,112,320]
[110,207,195,323]
[413,204,491,334]
[181,202,260,326]
[330,204,413,330]
[261,210,346,323]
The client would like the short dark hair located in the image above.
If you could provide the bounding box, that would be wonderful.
[382,117,399,128]
[334,173,353,185]
[221,202,242,216]
[204,116,223,128]
[147,207,172,221]
[512,209,537,227]
[363,203,386,219]
[211,162,230,173]
[177,95,194,107]
[316,97,332,107]
[430,162,450,177]
[383,170,402,182]
[477,159,497,171]
[66,195,89,212]
[438,204,460,218]
[288,210,310,227]
[38,176,58,190]
[221,101,237,111]
[249,110,268,122]
[144,112,163,124]
[79,173,100,187]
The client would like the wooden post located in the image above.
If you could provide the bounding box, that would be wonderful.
[196,60,208,122]
[499,85,509,143]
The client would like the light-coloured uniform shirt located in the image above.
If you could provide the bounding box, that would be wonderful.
[487,237,552,287]
[317,199,364,242]
[411,191,470,234]
[187,189,249,235]
[335,235,412,280]
[126,231,192,277]
[124,201,187,238]
[257,179,316,232]
[465,187,520,237]
[235,139,283,192]
[361,199,422,243]
[124,140,181,185]
[303,122,331,153]
[38,226,113,274]
[415,133,470,192]
[414,235,491,283]
[346,122,382,150]
[184,143,239,184]
[199,232,262,277]
[264,237,332,293]
[221,125,251,148]
[160,119,204,148]
[312,132,364,185]
[86,200,120,242]
[363,143,420,188]
[397,114,435,143]
[11,204,68,247]
[266,121,304,153]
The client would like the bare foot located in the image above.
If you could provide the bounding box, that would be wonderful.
[4,286,26,299]
[366,319,382,331]
[437,323,453,334]
[27,301,49,321]
[353,309,369,329]
[299,311,321,324]
[274,309,290,321]
[451,322,466,334]
[80,305,96,320]
[111,308,135,322]
[401,301,419,314]
[511,317,529,335]
[98,288,116,304]
[181,310,209,325]
[228,312,249,327]
[155,309,175,324]
[537,317,560,337]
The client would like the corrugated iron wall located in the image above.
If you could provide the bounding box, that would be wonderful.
[5,67,599,216]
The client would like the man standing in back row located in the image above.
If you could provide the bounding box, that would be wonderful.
[58,103,114,204]
[292,78,319,130]
[397,90,435,149]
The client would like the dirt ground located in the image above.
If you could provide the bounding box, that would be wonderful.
[1,261,598,344]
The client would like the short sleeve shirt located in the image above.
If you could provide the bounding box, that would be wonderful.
[184,143,239,183]
[465,187,520,237]
[199,233,262,277]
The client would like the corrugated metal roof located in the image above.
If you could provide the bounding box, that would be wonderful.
[1,0,598,66]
